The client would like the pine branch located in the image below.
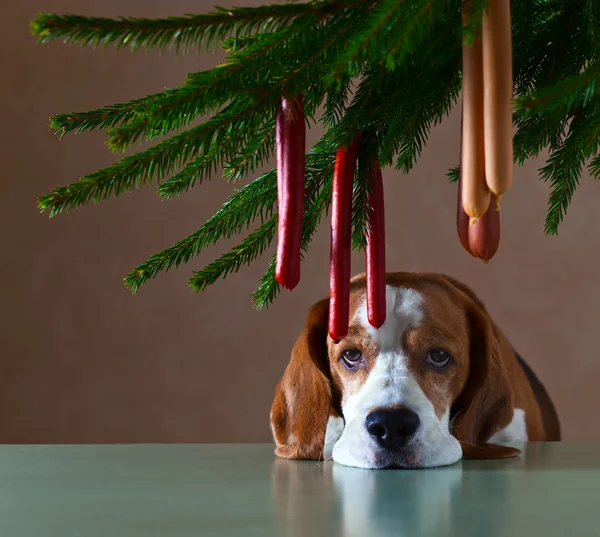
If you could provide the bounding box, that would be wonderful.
[515,63,600,119]
[541,107,600,235]
[104,27,296,151]
[124,169,277,293]
[352,136,380,250]
[391,67,461,172]
[447,165,460,183]
[38,97,259,216]
[322,80,353,129]
[513,110,568,164]
[188,216,278,292]
[351,163,372,251]
[252,258,280,309]
[587,152,600,179]
[383,0,442,71]
[105,13,353,151]
[126,148,335,294]
[221,120,276,182]
[30,1,359,53]
[156,113,273,200]
[49,93,164,137]
[328,0,405,81]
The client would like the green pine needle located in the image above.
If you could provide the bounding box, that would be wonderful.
[124,169,277,293]
[447,165,459,183]
[188,216,278,292]
[541,108,600,235]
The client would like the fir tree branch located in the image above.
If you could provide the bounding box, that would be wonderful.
[447,165,460,183]
[322,80,353,129]
[126,148,336,294]
[329,0,404,80]
[106,13,354,151]
[124,169,277,293]
[515,63,600,119]
[38,97,259,216]
[351,162,372,251]
[104,27,296,151]
[513,110,568,164]
[252,257,280,309]
[188,216,278,292]
[541,107,600,235]
[50,93,163,137]
[156,113,272,200]
[30,1,361,54]
[383,0,440,71]
[221,120,276,182]
[351,135,380,250]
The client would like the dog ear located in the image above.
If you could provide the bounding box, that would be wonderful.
[443,276,520,460]
[270,298,337,460]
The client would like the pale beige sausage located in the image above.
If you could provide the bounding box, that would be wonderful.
[482,0,513,199]
[461,6,490,219]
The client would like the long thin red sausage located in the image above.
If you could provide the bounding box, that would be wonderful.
[275,95,305,291]
[329,136,360,343]
[468,191,500,262]
[366,160,386,329]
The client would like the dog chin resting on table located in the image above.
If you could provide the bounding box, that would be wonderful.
[270,272,560,469]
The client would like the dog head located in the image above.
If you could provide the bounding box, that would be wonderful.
[270,272,520,469]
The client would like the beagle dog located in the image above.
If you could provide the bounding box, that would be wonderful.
[270,272,560,469]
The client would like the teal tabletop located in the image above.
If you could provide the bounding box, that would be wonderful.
[0,443,598,537]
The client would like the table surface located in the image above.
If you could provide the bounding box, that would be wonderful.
[1,443,599,537]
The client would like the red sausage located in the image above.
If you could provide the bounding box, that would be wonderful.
[329,136,360,342]
[275,95,305,290]
[366,160,386,329]
[468,191,501,262]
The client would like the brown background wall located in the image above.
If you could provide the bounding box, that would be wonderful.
[1,0,598,443]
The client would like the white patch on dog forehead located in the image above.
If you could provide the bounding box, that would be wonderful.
[355,286,424,350]
[342,286,425,419]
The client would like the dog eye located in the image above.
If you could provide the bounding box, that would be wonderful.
[427,349,452,368]
[341,349,363,368]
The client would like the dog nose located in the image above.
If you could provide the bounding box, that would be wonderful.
[365,408,420,450]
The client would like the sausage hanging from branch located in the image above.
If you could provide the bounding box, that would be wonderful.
[457,123,501,262]
[481,0,513,205]
[457,170,501,263]
[468,192,500,262]
[457,0,511,261]
[329,135,360,343]
[365,158,386,329]
[457,172,474,257]
[461,6,490,222]
[275,95,305,291]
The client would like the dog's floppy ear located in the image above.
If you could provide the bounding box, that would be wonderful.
[443,275,520,460]
[270,298,338,460]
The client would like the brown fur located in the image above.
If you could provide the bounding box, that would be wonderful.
[270,299,337,460]
[270,272,560,462]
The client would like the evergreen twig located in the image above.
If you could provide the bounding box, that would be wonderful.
[30,2,361,53]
